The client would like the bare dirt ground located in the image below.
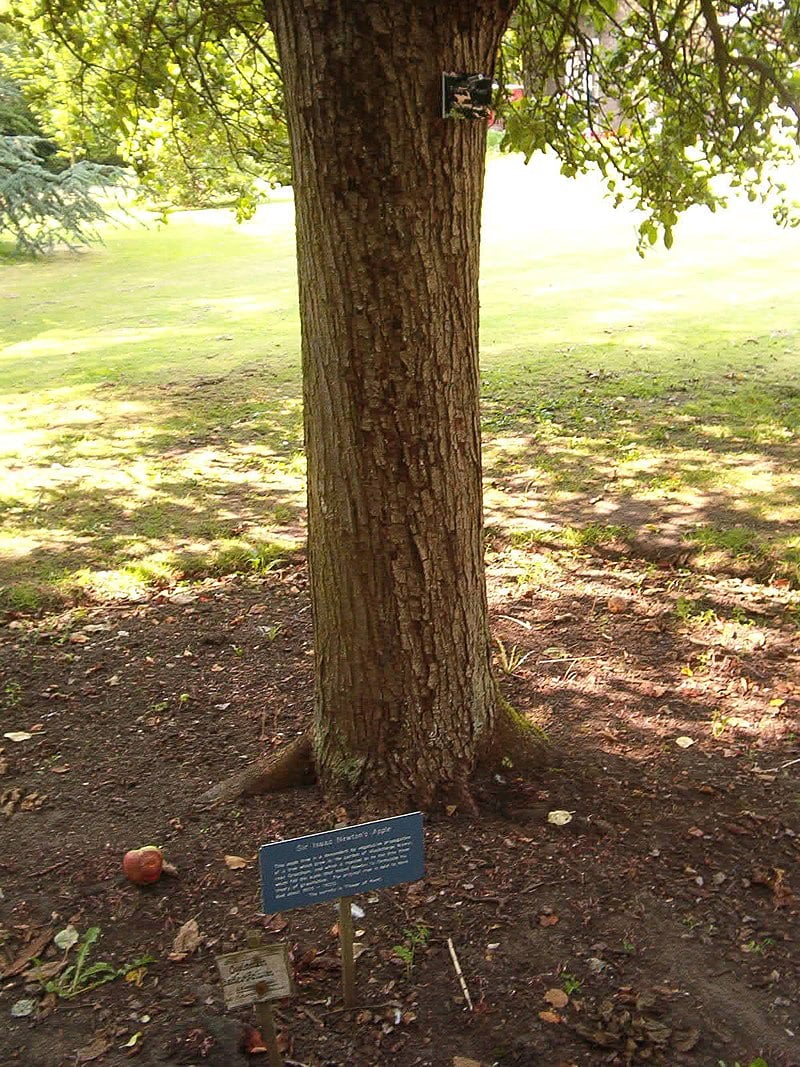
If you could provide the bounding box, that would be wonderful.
[1,548,798,1067]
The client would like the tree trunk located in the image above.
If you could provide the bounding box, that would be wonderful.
[267,0,541,809]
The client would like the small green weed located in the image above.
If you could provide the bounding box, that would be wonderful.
[392,924,430,979]
[717,1058,769,1067]
[562,523,629,549]
[688,525,760,557]
[741,937,775,955]
[675,596,718,626]
[2,680,21,708]
[41,927,153,999]
[1,583,44,613]
[710,709,732,739]
[515,553,559,587]
[494,637,532,676]
[562,973,582,995]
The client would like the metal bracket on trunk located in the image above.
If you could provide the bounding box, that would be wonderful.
[442,72,493,120]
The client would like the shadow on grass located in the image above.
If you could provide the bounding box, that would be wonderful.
[0,362,306,610]
[3,330,800,611]
[481,358,800,582]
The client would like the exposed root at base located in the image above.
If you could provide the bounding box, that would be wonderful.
[197,693,550,809]
[197,733,315,806]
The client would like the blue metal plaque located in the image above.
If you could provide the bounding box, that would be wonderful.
[259,812,424,913]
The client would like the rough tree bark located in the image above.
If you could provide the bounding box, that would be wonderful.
[203,0,546,810]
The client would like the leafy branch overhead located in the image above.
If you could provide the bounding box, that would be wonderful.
[497,1,800,249]
[4,2,799,243]
[2,0,290,215]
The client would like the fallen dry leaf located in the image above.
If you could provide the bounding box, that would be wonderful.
[54,925,79,951]
[2,927,54,978]
[544,988,569,1009]
[672,1027,700,1052]
[771,868,796,908]
[24,959,66,982]
[125,966,148,988]
[538,1009,562,1023]
[753,867,796,908]
[1,788,22,817]
[76,1036,112,1063]
[224,855,249,870]
[169,919,202,961]
[11,998,37,1017]
[37,991,57,1020]
[241,1025,267,1054]
[20,791,46,811]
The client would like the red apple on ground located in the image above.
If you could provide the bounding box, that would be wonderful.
[122,845,164,885]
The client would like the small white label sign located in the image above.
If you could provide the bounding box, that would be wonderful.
[215,943,292,1009]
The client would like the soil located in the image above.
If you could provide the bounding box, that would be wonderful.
[1,549,799,1067]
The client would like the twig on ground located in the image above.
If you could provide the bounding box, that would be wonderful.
[520,878,565,893]
[538,654,604,664]
[447,937,473,1012]
[497,614,533,630]
[322,999,403,1018]
[761,756,800,773]
[296,1005,325,1028]
[30,858,70,878]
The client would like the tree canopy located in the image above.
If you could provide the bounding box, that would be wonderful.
[499,1,800,247]
[2,0,289,213]
[3,2,799,236]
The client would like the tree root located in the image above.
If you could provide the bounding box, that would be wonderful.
[197,690,549,808]
[197,733,315,806]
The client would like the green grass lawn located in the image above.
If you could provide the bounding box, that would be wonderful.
[2,156,799,610]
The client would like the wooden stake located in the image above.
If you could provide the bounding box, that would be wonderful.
[246,933,284,1067]
[338,896,356,1007]
[447,937,473,1011]
[255,1000,283,1067]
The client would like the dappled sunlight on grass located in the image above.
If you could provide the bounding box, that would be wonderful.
[0,361,306,607]
[0,325,185,362]
[2,153,800,607]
